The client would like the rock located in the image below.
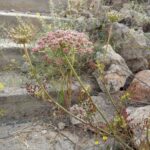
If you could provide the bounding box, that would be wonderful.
[70,92,123,125]
[54,138,74,150]
[94,44,131,92]
[41,130,47,134]
[103,64,131,92]
[0,121,118,150]
[85,18,101,31]
[119,17,132,27]
[106,0,128,5]
[90,94,116,124]
[89,92,124,125]
[21,62,30,73]
[128,70,150,102]
[81,10,93,18]
[126,106,150,147]
[131,11,149,27]
[58,122,65,130]
[112,0,129,9]
[70,116,81,125]
[145,5,150,16]
[143,22,150,32]
[126,57,149,73]
[112,23,149,72]
[120,4,150,27]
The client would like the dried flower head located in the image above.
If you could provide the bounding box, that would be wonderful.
[9,23,34,44]
[107,11,122,23]
[70,104,87,119]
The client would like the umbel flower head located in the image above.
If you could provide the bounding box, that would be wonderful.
[9,23,34,44]
[107,10,122,23]
[33,30,94,55]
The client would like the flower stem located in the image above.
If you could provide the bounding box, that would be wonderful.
[22,44,133,150]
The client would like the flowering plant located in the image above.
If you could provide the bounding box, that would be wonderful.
[32,30,94,108]
[32,30,94,77]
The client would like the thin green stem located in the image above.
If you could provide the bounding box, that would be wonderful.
[23,44,33,69]
[103,82,120,115]
[146,125,150,148]
[64,55,111,126]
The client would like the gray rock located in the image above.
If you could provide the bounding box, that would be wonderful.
[54,138,74,150]
[126,57,149,73]
[112,0,129,9]
[70,116,81,125]
[76,17,101,32]
[146,5,150,16]
[90,93,116,124]
[112,23,149,72]
[94,44,131,92]
[0,121,117,150]
[81,10,93,18]
[120,4,150,27]
[58,122,66,130]
[21,62,29,73]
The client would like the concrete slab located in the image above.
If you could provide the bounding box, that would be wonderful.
[0,0,68,13]
[0,0,49,13]
[0,71,99,121]
[0,39,24,70]
[0,71,78,121]
[0,121,115,150]
[0,71,50,121]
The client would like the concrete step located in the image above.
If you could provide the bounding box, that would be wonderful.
[0,39,25,71]
[0,11,76,37]
[0,0,68,13]
[0,11,100,38]
[0,71,61,122]
[0,71,99,122]
[0,71,51,122]
[0,39,36,71]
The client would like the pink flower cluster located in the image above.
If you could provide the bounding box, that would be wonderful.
[32,30,94,55]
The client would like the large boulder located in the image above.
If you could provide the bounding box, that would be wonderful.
[128,70,150,102]
[112,23,149,72]
[94,45,132,92]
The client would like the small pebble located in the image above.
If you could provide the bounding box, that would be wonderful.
[58,122,65,130]
[41,130,47,134]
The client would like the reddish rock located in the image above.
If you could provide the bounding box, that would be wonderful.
[126,106,150,147]
[128,70,150,101]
